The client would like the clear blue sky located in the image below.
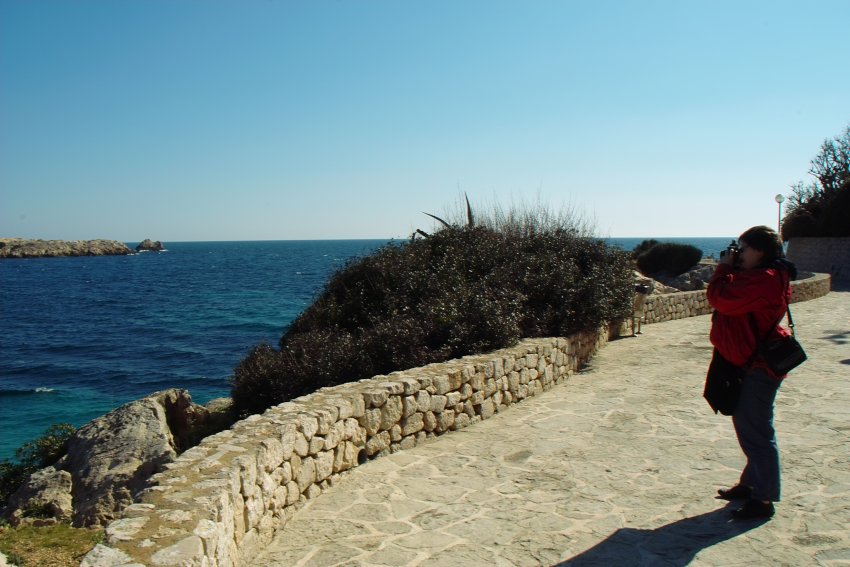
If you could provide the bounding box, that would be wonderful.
[1,1,848,241]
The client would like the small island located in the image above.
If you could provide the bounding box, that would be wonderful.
[0,238,132,259]
[135,238,165,252]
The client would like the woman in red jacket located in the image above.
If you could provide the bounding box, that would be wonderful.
[707,225,794,520]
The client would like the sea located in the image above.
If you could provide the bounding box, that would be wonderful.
[0,237,731,461]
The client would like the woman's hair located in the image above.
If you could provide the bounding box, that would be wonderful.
[739,225,783,264]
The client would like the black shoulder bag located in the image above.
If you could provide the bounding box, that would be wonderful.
[751,303,807,376]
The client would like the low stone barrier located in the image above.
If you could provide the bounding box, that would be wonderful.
[83,327,615,566]
[82,273,831,566]
[640,272,831,325]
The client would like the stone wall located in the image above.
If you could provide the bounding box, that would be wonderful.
[786,237,850,283]
[639,272,831,325]
[83,327,615,567]
[81,273,832,566]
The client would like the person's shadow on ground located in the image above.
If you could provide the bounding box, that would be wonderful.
[555,505,769,567]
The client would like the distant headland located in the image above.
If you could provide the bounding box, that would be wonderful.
[0,238,132,259]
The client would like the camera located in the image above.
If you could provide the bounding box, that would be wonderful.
[719,241,740,260]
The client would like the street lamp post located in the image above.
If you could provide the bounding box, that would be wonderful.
[775,194,785,236]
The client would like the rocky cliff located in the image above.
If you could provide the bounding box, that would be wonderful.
[1,390,234,528]
[0,238,132,259]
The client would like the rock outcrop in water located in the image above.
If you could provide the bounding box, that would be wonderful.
[135,238,164,252]
[0,238,131,258]
[1,389,234,527]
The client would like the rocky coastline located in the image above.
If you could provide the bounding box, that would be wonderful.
[0,238,132,259]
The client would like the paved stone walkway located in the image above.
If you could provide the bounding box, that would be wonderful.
[256,291,850,567]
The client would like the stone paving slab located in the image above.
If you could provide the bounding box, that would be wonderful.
[256,291,850,567]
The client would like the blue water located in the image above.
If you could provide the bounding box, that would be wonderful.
[0,237,730,461]
[0,240,387,461]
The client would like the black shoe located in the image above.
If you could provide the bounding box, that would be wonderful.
[717,484,752,501]
[731,499,775,520]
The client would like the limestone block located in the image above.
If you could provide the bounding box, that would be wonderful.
[280,424,298,460]
[478,399,496,419]
[396,377,421,395]
[447,370,464,390]
[390,424,403,442]
[402,395,418,418]
[246,493,265,530]
[314,408,338,435]
[400,413,424,436]
[293,432,309,458]
[366,431,390,456]
[334,441,360,473]
[503,391,513,405]
[423,411,437,432]
[315,450,334,482]
[150,535,204,566]
[193,518,221,563]
[518,384,528,399]
[359,408,382,436]
[432,375,451,395]
[296,457,316,493]
[415,390,431,412]
[484,378,497,396]
[460,383,473,400]
[233,492,246,538]
[305,484,322,499]
[285,481,300,505]
[469,391,485,406]
[492,391,503,407]
[463,401,475,417]
[525,353,539,369]
[491,357,504,379]
[445,392,462,407]
[297,414,319,441]
[361,389,388,408]
[80,544,135,567]
[105,516,149,543]
[378,381,405,395]
[260,471,276,502]
[470,373,485,391]
[236,455,257,499]
[399,436,416,450]
[308,436,324,455]
[271,485,288,514]
[346,419,366,446]
[380,396,404,430]
[435,411,455,433]
[430,394,447,413]
[257,438,284,473]
[122,503,156,518]
[453,413,471,430]
[324,421,345,450]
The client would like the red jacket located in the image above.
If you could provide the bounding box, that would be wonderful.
[707,263,792,379]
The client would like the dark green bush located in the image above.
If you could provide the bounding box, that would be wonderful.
[635,242,702,278]
[781,209,821,239]
[0,423,75,508]
[231,218,633,416]
[631,239,660,258]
